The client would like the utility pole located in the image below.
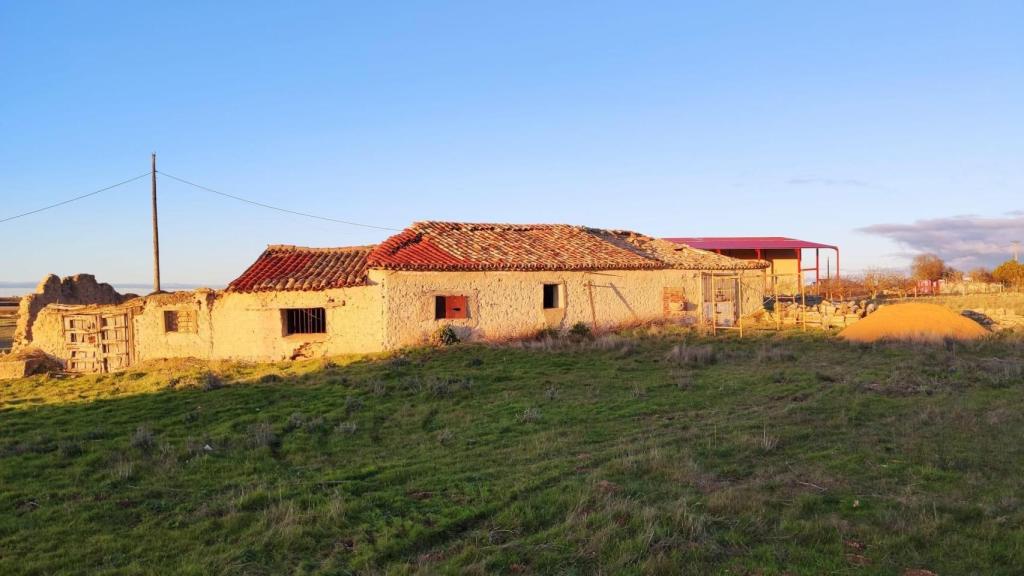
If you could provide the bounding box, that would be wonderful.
[151,153,161,293]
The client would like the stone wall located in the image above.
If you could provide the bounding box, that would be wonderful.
[374,268,765,349]
[13,274,130,348]
[207,285,384,360]
[24,268,767,366]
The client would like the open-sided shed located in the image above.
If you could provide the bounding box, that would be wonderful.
[664,236,839,294]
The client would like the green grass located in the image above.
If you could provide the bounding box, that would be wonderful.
[921,292,1024,316]
[2,330,1024,574]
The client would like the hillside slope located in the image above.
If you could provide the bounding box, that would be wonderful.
[2,332,1023,574]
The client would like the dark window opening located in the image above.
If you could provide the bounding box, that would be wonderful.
[543,284,561,309]
[284,308,326,334]
[434,295,468,319]
[164,310,197,333]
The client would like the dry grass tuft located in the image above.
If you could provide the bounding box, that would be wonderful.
[247,422,279,450]
[130,425,156,452]
[665,343,716,367]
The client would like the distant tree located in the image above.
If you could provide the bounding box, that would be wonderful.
[969,267,995,283]
[861,268,888,298]
[911,253,945,293]
[888,271,917,298]
[943,266,963,283]
[993,260,1024,289]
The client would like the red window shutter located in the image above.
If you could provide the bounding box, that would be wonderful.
[445,295,468,319]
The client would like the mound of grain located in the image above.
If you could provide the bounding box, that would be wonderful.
[839,302,987,343]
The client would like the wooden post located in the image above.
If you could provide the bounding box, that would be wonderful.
[698,273,705,333]
[586,279,597,327]
[737,274,743,338]
[151,153,161,293]
[773,273,780,331]
[711,276,718,336]
[800,275,807,332]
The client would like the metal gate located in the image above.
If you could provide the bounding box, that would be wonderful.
[63,311,134,373]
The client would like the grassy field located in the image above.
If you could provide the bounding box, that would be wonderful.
[921,292,1024,316]
[2,329,1024,574]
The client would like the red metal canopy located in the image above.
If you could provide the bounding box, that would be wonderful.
[664,236,837,251]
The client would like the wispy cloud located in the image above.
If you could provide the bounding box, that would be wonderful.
[786,177,877,189]
[858,214,1024,269]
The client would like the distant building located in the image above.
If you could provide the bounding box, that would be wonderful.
[19,222,769,372]
[664,236,839,294]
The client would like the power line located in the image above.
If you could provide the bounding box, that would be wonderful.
[158,171,402,232]
[0,172,151,224]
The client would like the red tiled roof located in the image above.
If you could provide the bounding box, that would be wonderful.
[227,245,374,292]
[368,222,769,272]
[367,222,662,271]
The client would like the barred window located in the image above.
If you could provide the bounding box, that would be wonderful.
[283,308,326,334]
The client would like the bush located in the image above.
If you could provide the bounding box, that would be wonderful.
[516,407,542,424]
[431,325,460,346]
[130,426,155,452]
[534,327,561,340]
[569,322,592,340]
[665,344,716,367]
[335,421,358,435]
[246,422,279,450]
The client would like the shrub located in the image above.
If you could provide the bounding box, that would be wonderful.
[535,327,561,340]
[516,407,542,424]
[247,422,279,450]
[58,440,83,458]
[202,372,224,391]
[431,325,460,347]
[675,372,695,390]
[387,355,412,369]
[335,421,358,435]
[284,412,306,432]
[569,322,592,340]
[665,344,716,367]
[437,428,455,446]
[344,396,364,416]
[303,416,327,433]
[755,344,796,362]
[130,426,155,452]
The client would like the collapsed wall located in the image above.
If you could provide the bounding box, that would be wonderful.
[13,274,132,349]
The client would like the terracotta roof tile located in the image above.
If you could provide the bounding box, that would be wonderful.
[368,222,663,271]
[227,245,374,292]
[596,231,769,271]
[367,222,769,272]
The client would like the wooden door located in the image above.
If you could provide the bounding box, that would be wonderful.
[63,311,133,373]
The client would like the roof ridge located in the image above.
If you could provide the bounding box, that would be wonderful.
[265,244,377,252]
[415,221,583,230]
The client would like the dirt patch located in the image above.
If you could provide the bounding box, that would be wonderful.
[839,302,987,343]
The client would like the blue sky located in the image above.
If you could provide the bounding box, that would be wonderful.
[2,1,1021,287]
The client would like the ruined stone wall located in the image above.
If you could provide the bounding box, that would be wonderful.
[26,305,72,359]
[132,290,216,362]
[26,284,386,365]
[14,274,129,348]
[373,268,733,350]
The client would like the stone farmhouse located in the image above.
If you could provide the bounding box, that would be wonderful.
[20,221,768,372]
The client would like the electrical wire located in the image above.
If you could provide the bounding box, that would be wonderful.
[158,171,402,231]
[0,172,151,224]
